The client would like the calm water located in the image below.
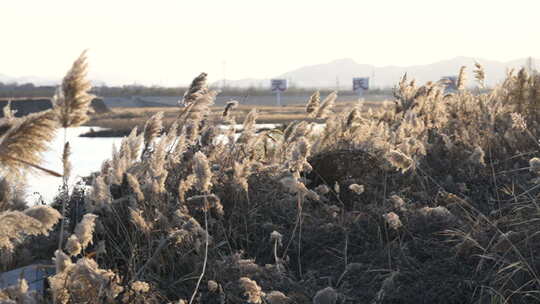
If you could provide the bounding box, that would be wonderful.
[26,127,122,204]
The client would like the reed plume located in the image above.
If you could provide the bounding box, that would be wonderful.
[237,109,258,144]
[53,50,93,128]
[143,111,164,150]
[386,149,414,173]
[474,62,485,88]
[74,213,98,250]
[186,194,224,215]
[348,183,364,194]
[129,207,152,234]
[49,256,122,304]
[65,234,82,256]
[306,91,321,116]
[126,173,145,201]
[181,72,209,106]
[223,100,239,118]
[0,110,59,175]
[193,151,212,193]
[383,212,402,230]
[239,277,265,304]
[457,66,467,91]
[315,91,338,119]
[178,174,196,202]
[233,160,251,193]
[88,175,112,211]
[0,206,61,252]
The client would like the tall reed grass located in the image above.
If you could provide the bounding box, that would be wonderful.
[2,55,540,304]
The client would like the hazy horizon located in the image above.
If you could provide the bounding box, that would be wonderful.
[1,0,539,86]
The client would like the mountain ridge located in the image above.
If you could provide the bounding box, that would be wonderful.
[215,56,539,89]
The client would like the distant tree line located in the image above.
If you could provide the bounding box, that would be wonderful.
[0,82,394,98]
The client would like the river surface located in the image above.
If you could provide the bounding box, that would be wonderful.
[26,127,122,204]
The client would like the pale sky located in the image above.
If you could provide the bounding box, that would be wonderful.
[1,0,539,86]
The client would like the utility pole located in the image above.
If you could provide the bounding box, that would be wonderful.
[222,60,227,89]
[526,57,536,75]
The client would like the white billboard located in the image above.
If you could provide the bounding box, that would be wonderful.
[271,79,288,92]
[353,77,369,92]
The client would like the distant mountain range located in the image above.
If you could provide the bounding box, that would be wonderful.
[214,56,540,89]
[2,56,538,89]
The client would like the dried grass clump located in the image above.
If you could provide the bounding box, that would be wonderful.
[0,279,39,304]
[0,206,61,253]
[383,212,402,230]
[386,149,414,173]
[348,183,364,194]
[49,254,122,304]
[529,157,540,174]
[239,277,265,304]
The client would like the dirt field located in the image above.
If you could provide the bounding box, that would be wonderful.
[84,100,388,136]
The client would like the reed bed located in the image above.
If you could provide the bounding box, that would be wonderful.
[1,55,540,304]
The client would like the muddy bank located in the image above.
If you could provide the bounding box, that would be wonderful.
[79,128,132,138]
[0,97,110,117]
